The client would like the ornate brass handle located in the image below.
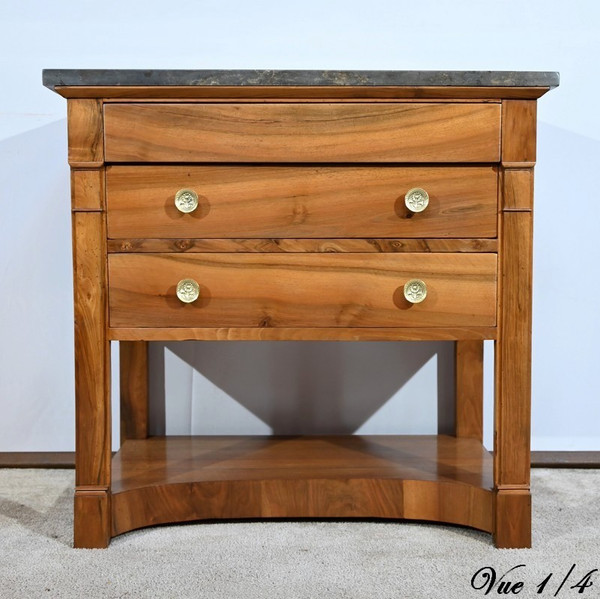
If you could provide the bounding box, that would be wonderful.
[174,189,199,213]
[176,279,200,303]
[404,279,428,304]
[404,187,429,213]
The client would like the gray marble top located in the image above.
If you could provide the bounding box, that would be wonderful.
[42,69,559,90]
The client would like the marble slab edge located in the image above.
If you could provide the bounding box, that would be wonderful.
[42,69,560,90]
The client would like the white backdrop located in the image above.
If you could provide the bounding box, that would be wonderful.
[0,0,598,451]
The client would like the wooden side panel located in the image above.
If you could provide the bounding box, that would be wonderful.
[106,166,498,239]
[108,253,498,329]
[73,211,110,487]
[455,340,484,441]
[119,341,148,443]
[502,100,536,164]
[67,99,103,167]
[103,102,501,163]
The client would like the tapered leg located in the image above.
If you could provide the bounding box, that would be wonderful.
[455,340,483,441]
[120,341,149,443]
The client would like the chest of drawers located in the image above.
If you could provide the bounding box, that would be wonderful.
[43,69,558,548]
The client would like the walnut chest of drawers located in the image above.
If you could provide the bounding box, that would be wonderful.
[43,69,558,548]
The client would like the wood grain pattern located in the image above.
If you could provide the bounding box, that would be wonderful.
[107,238,498,254]
[493,489,531,549]
[55,85,551,100]
[108,326,497,342]
[55,76,550,547]
[494,211,533,490]
[71,169,104,211]
[503,169,534,211]
[455,340,484,441]
[106,165,498,239]
[119,341,148,443]
[67,99,103,166]
[502,100,537,164]
[103,103,501,163]
[493,99,537,547]
[74,489,111,548]
[111,435,493,537]
[108,253,497,329]
[72,211,110,489]
[493,207,533,548]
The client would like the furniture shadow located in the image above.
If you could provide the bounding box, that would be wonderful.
[147,340,455,436]
[0,484,73,547]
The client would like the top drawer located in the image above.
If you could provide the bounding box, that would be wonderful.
[103,103,501,163]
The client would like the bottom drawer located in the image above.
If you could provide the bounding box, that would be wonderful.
[108,253,497,328]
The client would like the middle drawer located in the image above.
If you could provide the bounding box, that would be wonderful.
[106,166,497,239]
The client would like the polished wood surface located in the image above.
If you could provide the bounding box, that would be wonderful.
[503,167,534,211]
[108,253,497,328]
[54,76,551,548]
[74,489,110,549]
[111,435,493,536]
[494,490,531,549]
[69,99,113,549]
[106,166,498,239]
[492,99,536,548]
[108,326,498,342]
[119,341,148,443]
[73,212,111,490]
[67,99,103,167]
[71,169,104,211]
[501,100,537,164]
[107,238,498,254]
[103,102,501,163]
[495,211,533,483]
[455,340,484,441]
[55,85,552,100]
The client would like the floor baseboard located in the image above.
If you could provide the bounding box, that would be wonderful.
[0,452,76,468]
[1,450,599,469]
[531,451,600,468]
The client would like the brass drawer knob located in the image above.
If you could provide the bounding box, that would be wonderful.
[404,279,428,304]
[174,189,199,213]
[176,279,200,303]
[404,187,429,213]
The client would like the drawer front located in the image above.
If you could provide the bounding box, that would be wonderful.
[103,103,501,163]
[106,166,498,239]
[108,253,497,328]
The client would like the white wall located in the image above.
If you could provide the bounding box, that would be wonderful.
[0,0,598,451]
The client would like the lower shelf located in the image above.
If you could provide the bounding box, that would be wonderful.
[111,435,493,538]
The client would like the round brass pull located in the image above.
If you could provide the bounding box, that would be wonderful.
[404,279,428,304]
[404,187,429,213]
[174,189,199,213]
[176,279,200,304]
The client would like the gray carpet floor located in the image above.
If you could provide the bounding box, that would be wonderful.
[0,468,598,598]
